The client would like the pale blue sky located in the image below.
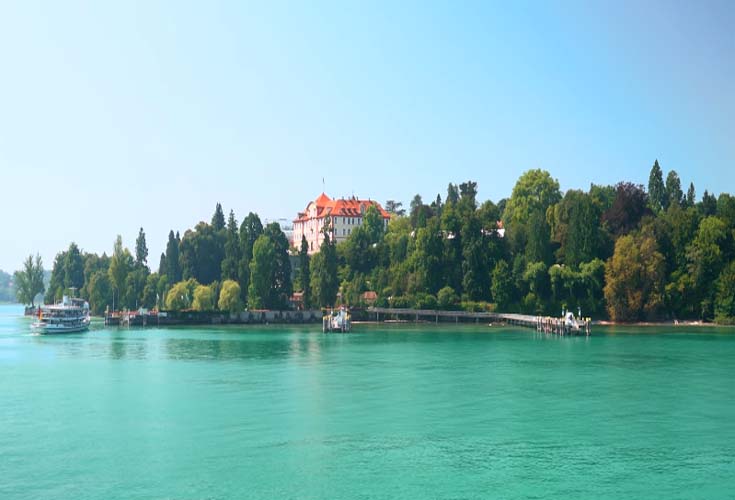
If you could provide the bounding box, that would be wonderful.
[1,1,733,271]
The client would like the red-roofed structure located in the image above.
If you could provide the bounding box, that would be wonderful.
[293,193,391,253]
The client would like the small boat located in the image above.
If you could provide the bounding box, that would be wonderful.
[31,295,91,334]
[323,307,351,333]
[564,311,581,331]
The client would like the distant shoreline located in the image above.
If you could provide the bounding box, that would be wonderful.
[356,319,734,328]
[594,320,731,327]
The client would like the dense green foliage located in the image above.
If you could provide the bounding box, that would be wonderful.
[165,279,198,310]
[46,242,84,303]
[311,232,339,308]
[247,235,276,309]
[37,162,735,323]
[14,254,45,307]
[192,284,216,311]
[220,210,240,281]
[298,236,311,308]
[218,280,243,313]
[604,234,665,321]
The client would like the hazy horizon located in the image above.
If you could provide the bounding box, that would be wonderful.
[2,0,734,271]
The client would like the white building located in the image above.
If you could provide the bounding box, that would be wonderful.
[293,193,391,253]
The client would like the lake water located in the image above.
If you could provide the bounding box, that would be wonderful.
[1,304,734,499]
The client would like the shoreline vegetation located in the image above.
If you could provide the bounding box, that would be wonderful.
[12,162,735,326]
[8,306,733,329]
[4,302,732,329]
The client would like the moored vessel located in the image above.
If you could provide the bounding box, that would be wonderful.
[31,296,91,334]
[323,307,351,333]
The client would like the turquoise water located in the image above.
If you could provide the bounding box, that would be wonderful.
[1,304,734,499]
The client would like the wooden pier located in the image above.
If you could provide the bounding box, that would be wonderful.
[366,307,590,335]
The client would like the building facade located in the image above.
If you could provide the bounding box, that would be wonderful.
[293,193,391,253]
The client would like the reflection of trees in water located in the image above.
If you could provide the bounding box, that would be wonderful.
[33,329,331,362]
[288,335,323,362]
[103,333,152,360]
[31,331,153,361]
[163,333,325,362]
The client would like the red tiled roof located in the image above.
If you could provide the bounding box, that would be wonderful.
[294,193,391,223]
[315,192,331,205]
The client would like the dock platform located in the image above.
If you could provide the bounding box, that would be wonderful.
[366,307,590,335]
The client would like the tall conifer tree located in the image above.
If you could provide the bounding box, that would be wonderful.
[648,159,665,212]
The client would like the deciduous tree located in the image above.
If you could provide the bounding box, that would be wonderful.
[14,254,45,307]
[602,182,649,236]
[686,216,728,319]
[165,279,199,310]
[604,234,665,321]
[192,284,216,311]
[385,200,405,216]
[108,236,133,309]
[715,261,735,324]
[491,260,513,310]
[503,169,561,264]
[247,235,275,309]
[218,280,243,313]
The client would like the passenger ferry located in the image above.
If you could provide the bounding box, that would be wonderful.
[31,296,91,334]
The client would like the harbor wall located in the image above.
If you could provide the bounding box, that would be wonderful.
[105,309,324,326]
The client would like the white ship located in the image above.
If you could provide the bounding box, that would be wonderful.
[31,296,91,334]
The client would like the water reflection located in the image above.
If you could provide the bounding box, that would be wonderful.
[530,331,591,343]
[163,331,325,362]
[22,325,331,362]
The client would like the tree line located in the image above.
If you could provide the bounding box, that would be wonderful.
[29,161,735,323]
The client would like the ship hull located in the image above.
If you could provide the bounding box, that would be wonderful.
[31,318,90,335]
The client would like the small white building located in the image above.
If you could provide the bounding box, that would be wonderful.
[293,193,391,253]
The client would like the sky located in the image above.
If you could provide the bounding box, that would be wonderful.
[1,0,734,272]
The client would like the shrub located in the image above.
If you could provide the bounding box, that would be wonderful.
[390,296,411,308]
[437,286,459,310]
[461,301,493,313]
[413,292,437,310]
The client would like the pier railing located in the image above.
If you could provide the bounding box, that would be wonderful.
[366,307,590,335]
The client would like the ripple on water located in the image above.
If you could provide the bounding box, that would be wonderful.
[0,307,734,499]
